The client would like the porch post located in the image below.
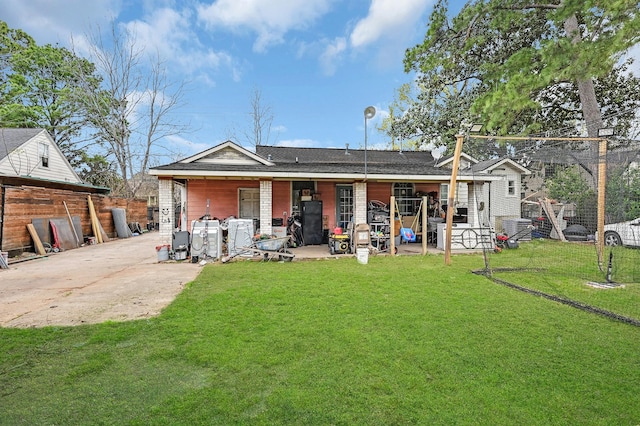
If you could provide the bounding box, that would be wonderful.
[158,178,174,243]
[353,182,367,225]
[260,180,273,236]
[467,182,484,228]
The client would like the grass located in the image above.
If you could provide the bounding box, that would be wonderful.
[487,239,640,320]
[2,253,640,425]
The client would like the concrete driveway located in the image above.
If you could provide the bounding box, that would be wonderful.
[0,232,201,328]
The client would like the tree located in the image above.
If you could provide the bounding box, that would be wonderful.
[377,83,420,150]
[1,20,102,168]
[228,88,276,147]
[547,164,597,230]
[398,0,640,160]
[606,164,640,223]
[72,23,188,197]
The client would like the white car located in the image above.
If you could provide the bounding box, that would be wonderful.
[604,217,640,247]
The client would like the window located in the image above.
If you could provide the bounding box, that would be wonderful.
[507,179,516,196]
[439,184,449,206]
[239,188,260,219]
[39,143,49,168]
[336,185,353,230]
[393,183,415,216]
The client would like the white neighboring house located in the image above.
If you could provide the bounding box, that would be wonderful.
[466,157,531,231]
[0,128,82,183]
[437,152,531,230]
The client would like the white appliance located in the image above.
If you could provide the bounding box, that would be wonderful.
[227,219,254,257]
[190,220,222,260]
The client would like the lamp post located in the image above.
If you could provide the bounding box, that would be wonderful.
[364,106,376,178]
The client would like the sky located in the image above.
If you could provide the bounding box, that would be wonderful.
[3,0,638,164]
[2,0,461,161]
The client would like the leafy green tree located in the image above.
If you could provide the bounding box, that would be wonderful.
[547,165,597,230]
[606,165,640,223]
[397,0,640,159]
[0,20,102,168]
[76,153,123,190]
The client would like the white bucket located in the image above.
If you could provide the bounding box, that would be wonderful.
[156,245,170,262]
[356,248,368,265]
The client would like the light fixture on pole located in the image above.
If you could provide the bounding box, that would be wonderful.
[364,106,376,178]
[470,123,483,133]
[597,127,614,137]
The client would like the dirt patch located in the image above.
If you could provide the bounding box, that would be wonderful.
[0,232,202,328]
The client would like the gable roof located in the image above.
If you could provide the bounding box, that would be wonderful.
[0,128,83,184]
[467,157,531,175]
[180,140,274,166]
[436,152,479,167]
[150,141,504,182]
[0,128,43,160]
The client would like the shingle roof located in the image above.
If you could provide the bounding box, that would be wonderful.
[0,128,43,160]
[151,143,450,177]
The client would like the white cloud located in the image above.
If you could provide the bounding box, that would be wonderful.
[122,7,237,78]
[165,134,211,156]
[197,0,334,52]
[350,0,431,48]
[319,37,347,76]
[1,0,119,45]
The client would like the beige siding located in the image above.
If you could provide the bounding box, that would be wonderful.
[0,131,81,183]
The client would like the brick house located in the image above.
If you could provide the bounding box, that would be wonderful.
[149,141,529,249]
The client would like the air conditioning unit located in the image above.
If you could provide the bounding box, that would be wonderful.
[190,220,222,260]
[502,218,532,241]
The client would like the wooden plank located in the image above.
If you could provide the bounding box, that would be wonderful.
[26,224,47,255]
[541,199,566,242]
[88,195,102,243]
[63,201,81,245]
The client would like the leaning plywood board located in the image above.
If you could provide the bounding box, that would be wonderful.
[31,218,51,245]
[26,224,47,255]
[49,218,79,250]
[541,199,567,242]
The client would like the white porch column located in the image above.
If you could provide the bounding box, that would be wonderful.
[354,182,367,225]
[158,178,174,243]
[260,180,273,235]
[467,182,485,227]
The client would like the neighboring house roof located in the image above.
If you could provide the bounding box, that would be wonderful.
[467,157,531,175]
[0,128,83,184]
[151,140,510,182]
[0,128,42,160]
[436,152,479,168]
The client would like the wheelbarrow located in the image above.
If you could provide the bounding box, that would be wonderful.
[222,236,294,263]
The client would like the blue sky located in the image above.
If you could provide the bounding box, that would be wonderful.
[5,1,638,165]
[3,0,465,162]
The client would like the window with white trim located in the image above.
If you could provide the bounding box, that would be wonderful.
[393,182,415,216]
[507,179,516,196]
[39,142,49,168]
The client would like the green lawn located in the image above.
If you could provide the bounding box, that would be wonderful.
[2,253,640,425]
